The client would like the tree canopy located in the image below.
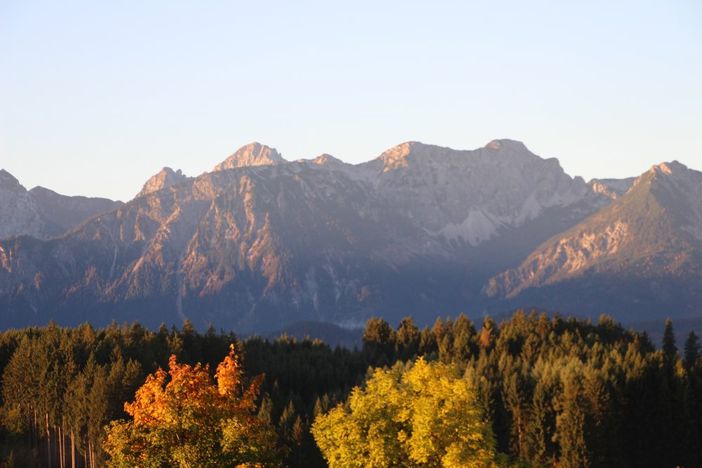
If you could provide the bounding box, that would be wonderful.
[103,345,280,467]
[312,357,496,467]
[0,312,700,467]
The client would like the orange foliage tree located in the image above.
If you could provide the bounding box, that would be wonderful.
[103,345,280,467]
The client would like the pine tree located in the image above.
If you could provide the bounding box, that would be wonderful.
[362,317,395,366]
[662,318,677,365]
[395,317,419,360]
[684,331,700,370]
[554,369,589,468]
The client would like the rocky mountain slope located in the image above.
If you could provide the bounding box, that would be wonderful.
[136,167,190,198]
[0,140,608,331]
[588,177,636,199]
[213,142,285,171]
[485,161,702,320]
[0,169,121,240]
[364,140,602,247]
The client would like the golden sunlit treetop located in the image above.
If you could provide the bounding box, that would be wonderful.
[104,346,280,467]
[312,357,496,468]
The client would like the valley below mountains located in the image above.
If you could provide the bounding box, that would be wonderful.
[1,140,701,332]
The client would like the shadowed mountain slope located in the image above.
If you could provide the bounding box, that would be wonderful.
[0,169,121,240]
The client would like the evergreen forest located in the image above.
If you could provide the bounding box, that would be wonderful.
[0,310,700,467]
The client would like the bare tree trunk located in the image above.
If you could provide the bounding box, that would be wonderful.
[31,409,35,448]
[58,425,62,468]
[46,413,52,468]
[60,424,66,468]
[71,429,76,468]
[55,425,60,468]
[63,425,67,468]
[33,408,38,448]
[27,410,32,448]
[89,438,95,468]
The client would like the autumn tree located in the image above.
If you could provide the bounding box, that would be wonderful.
[103,345,280,467]
[312,357,496,467]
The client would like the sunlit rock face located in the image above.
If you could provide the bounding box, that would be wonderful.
[486,161,702,320]
[588,177,635,200]
[1,141,700,331]
[363,139,597,247]
[213,142,285,171]
[137,167,190,198]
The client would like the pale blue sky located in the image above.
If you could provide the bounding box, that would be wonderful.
[1,1,701,201]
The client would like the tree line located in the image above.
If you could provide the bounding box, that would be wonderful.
[0,311,699,466]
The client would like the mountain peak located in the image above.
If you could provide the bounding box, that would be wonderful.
[485,139,529,152]
[213,142,285,172]
[137,167,189,198]
[376,139,534,173]
[376,141,446,172]
[631,161,696,194]
[0,169,26,193]
[312,154,344,166]
[650,160,688,177]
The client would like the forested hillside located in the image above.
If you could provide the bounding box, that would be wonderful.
[0,311,700,467]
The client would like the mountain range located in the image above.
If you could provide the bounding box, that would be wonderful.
[485,161,702,320]
[1,140,700,332]
[0,169,121,240]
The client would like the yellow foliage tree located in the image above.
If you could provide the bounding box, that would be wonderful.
[103,345,280,467]
[312,357,496,467]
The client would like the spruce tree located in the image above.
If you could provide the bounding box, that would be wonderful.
[662,318,677,364]
[684,331,700,370]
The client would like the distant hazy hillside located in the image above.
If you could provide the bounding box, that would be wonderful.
[0,169,121,240]
[267,321,362,349]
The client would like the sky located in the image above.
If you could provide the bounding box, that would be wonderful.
[1,1,701,201]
